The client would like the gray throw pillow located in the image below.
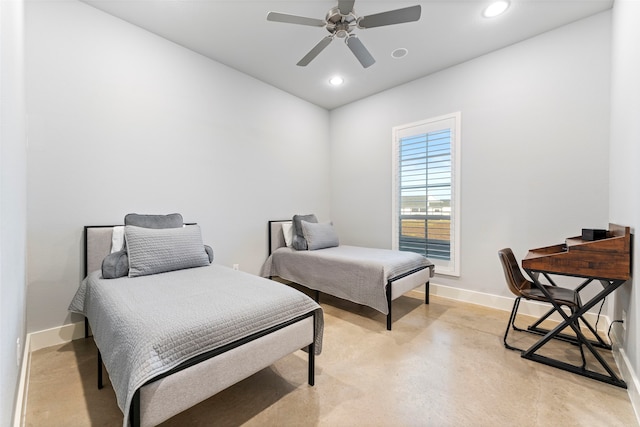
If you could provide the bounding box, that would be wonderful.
[204,245,214,263]
[124,213,183,229]
[101,250,129,279]
[102,239,212,279]
[301,221,339,250]
[292,214,317,250]
[126,224,210,277]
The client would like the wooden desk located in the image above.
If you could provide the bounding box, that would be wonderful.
[521,223,631,388]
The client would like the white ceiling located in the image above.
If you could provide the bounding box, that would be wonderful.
[82,0,613,110]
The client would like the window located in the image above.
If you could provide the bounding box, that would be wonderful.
[392,112,461,276]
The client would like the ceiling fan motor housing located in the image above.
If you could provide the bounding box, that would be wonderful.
[326,6,356,38]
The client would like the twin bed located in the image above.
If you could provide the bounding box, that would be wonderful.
[69,214,434,426]
[69,218,323,427]
[260,219,435,330]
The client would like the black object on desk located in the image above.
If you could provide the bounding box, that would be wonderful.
[521,223,631,388]
[582,228,607,241]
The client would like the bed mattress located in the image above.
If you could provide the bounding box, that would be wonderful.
[260,245,434,314]
[69,264,323,426]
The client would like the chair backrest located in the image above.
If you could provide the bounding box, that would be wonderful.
[498,248,532,297]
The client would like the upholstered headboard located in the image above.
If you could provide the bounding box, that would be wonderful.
[84,225,118,277]
[268,220,291,255]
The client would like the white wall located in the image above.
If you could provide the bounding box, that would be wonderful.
[0,0,28,423]
[17,0,640,419]
[329,12,611,299]
[25,0,330,333]
[609,0,640,402]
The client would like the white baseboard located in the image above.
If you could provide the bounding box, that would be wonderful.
[430,282,608,334]
[610,326,640,422]
[29,321,86,352]
[613,345,640,421]
[13,333,31,427]
[13,321,85,427]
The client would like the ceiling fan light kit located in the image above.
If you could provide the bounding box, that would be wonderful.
[267,0,421,68]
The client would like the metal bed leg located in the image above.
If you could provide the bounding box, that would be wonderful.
[130,390,141,427]
[386,283,392,331]
[386,271,431,330]
[425,281,430,304]
[84,317,89,338]
[308,342,315,386]
[314,289,320,303]
[97,350,103,390]
[309,312,316,386]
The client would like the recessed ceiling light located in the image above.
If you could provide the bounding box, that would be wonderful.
[483,1,510,18]
[329,76,344,86]
[391,48,408,59]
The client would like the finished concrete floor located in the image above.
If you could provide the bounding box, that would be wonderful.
[25,291,638,426]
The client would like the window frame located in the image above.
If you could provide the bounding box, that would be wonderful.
[391,112,461,277]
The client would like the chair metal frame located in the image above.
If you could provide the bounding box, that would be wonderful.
[499,248,587,367]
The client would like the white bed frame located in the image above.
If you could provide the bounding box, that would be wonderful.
[267,220,432,330]
[84,225,317,427]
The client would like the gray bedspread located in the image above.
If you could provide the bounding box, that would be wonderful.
[69,264,323,426]
[259,245,434,314]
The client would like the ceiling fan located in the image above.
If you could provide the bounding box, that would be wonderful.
[266,1,422,68]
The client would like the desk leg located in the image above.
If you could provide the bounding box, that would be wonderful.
[522,274,626,388]
[525,275,609,348]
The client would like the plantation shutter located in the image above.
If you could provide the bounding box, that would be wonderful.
[392,113,460,276]
[398,129,452,260]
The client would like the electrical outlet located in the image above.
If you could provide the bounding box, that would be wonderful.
[233,264,239,271]
[16,338,21,367]
[622,310,627,331]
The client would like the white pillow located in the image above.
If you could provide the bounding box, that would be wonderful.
[281,222,293,247]
[111,226,125,253]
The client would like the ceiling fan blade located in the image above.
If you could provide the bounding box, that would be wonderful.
[297,36,333,67]
[345,36,375,68]
[358,5,422,29]
[267,11,326,27]
[338,0,355,15]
